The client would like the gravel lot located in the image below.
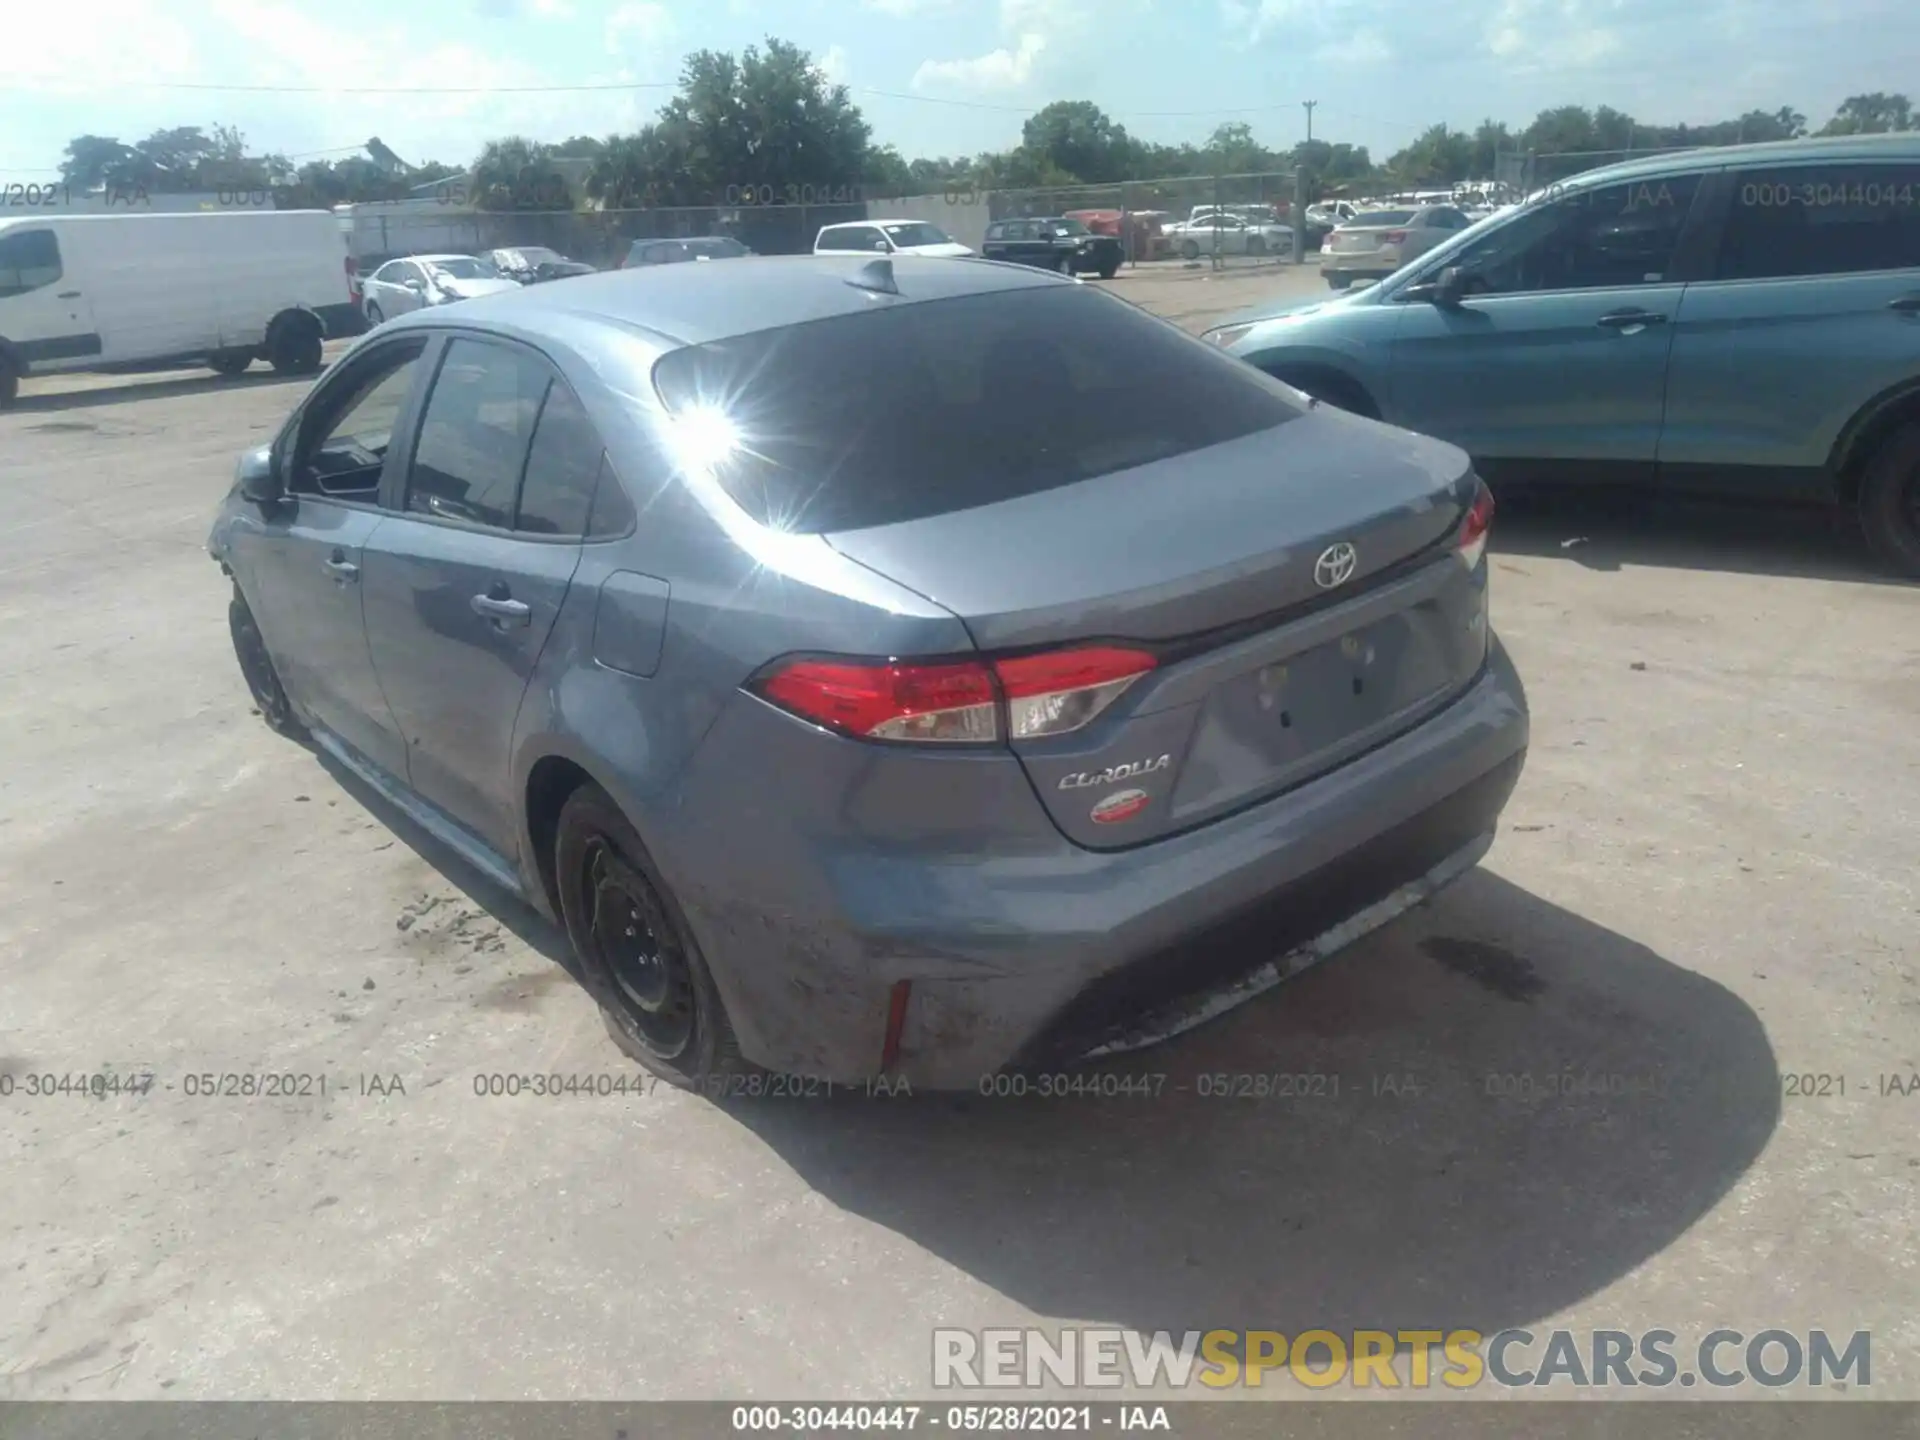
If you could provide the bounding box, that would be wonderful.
[2,262,1917,1402]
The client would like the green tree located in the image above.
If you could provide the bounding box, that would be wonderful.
[1387,124,1474,184]
[1020,100,1132,184]
[471,135,571,210]
[1202,120,1271,174]
[59,135,138,190]
[1819,93,1915,135]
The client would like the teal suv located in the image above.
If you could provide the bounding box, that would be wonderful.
[1206,135,1920,576]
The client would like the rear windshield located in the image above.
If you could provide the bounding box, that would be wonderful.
[650,284,1307,533]
[687,237,748,257]
[1349,210,1415,226]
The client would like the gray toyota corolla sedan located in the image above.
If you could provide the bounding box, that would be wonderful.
[208,253,1529,1093]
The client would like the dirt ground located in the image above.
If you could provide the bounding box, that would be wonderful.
[2,262,1917,1403]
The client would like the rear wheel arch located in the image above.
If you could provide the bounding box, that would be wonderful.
[1831,380,1920,504]
[1251,358,1381,419]
[523,752,602,918]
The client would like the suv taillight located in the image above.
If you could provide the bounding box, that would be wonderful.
[751,646,1158,745]
[1457,480,1495,569]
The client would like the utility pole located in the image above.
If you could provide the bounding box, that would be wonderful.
[1303,100,1317,145]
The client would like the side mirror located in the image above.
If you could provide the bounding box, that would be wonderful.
[236,444,283,505]
[1436,266,1470,305]
[404,277,426,292]
[871,239,889,252]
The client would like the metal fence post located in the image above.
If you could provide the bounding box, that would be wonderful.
[1292,168,1305,265]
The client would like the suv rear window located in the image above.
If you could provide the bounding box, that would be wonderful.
[650,284,1307,533]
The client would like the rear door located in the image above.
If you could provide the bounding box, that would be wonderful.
[0,224,98,371]
[1658,157,1920,495]
[359,334,586,856]
[653,282,1488,850]
[1386,173,1708,484]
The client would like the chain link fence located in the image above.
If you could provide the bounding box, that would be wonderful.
[340,200,870,273]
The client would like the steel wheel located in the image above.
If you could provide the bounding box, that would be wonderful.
[581,836,696,1060]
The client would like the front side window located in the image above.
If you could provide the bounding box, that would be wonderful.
[428,257,499,281]
[0,228,61,299]
[1048,219,1090,237]
[1716,164,1920,280]
[291,340,430,498]
[652,283,1308,534]
[687,237,748,259]
[881,222,952,247]
[1439,174,1702,295]
[406,339,548,529]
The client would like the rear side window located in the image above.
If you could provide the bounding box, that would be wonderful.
[651,284,1308,533]
[406,339,548,529]
[0,228,62,298]
[1716,164,1920,279]
[516,380,603,537]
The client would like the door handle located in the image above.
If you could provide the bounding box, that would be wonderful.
[323,554,359,582]
[1596,310,1667,329]
[1887,295,1920,314]
[57,290,81,299]
[471,592,532,626]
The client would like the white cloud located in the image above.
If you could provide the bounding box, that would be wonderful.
[816,44,852,85]
[1318,27,1390,63]
[913,33,1048,90]
[606,2,677,55]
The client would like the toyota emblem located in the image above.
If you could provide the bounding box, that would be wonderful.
[1313,542,1359,590]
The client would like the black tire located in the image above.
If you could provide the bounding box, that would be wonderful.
[1097,261,1119,280]
[0,361,17,409]
[1858,421,1920,578]
[1180,239,1201,261]
[554,783,755,1093]
[1327,276,1353,291]
[209,350,252,376]
[267,316,323,375]
[228,590,307,740]
[1247,236,1267,256]
[364,302,384,327]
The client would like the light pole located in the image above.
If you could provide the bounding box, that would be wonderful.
[1303,100,1317,144]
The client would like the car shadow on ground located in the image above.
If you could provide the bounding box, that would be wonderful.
[8,368,319,416]
[1492,491,1907,586]
[722,868,1779,1347]
[310,745,578,974]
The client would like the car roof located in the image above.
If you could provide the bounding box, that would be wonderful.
[397,253,476,263]
[379,252,1072,352]
[1547,132,1920,192]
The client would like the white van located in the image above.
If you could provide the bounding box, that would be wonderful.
[0,210,358,406]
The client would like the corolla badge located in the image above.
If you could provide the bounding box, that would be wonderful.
[1313,541,1359,590]
[1058,755,1171,790]
[1090,789,1151,825]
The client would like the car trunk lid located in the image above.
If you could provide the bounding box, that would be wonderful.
[824,413,1491,848]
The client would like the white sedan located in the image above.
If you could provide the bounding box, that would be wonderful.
[361,254,522,326]
[1162,214,1291,259]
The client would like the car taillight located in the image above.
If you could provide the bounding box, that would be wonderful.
[751,646,1157,745]
[1381,230,1408,244]
[994,646,1155,739]
[1457,480,1495,570]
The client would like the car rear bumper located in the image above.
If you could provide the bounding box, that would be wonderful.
[1321,256,1401,278]
[667,638,1529,1089]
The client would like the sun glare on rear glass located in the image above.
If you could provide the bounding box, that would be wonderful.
[665,403,743,478]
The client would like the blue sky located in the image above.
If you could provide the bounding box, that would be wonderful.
[1,0,1914,182]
